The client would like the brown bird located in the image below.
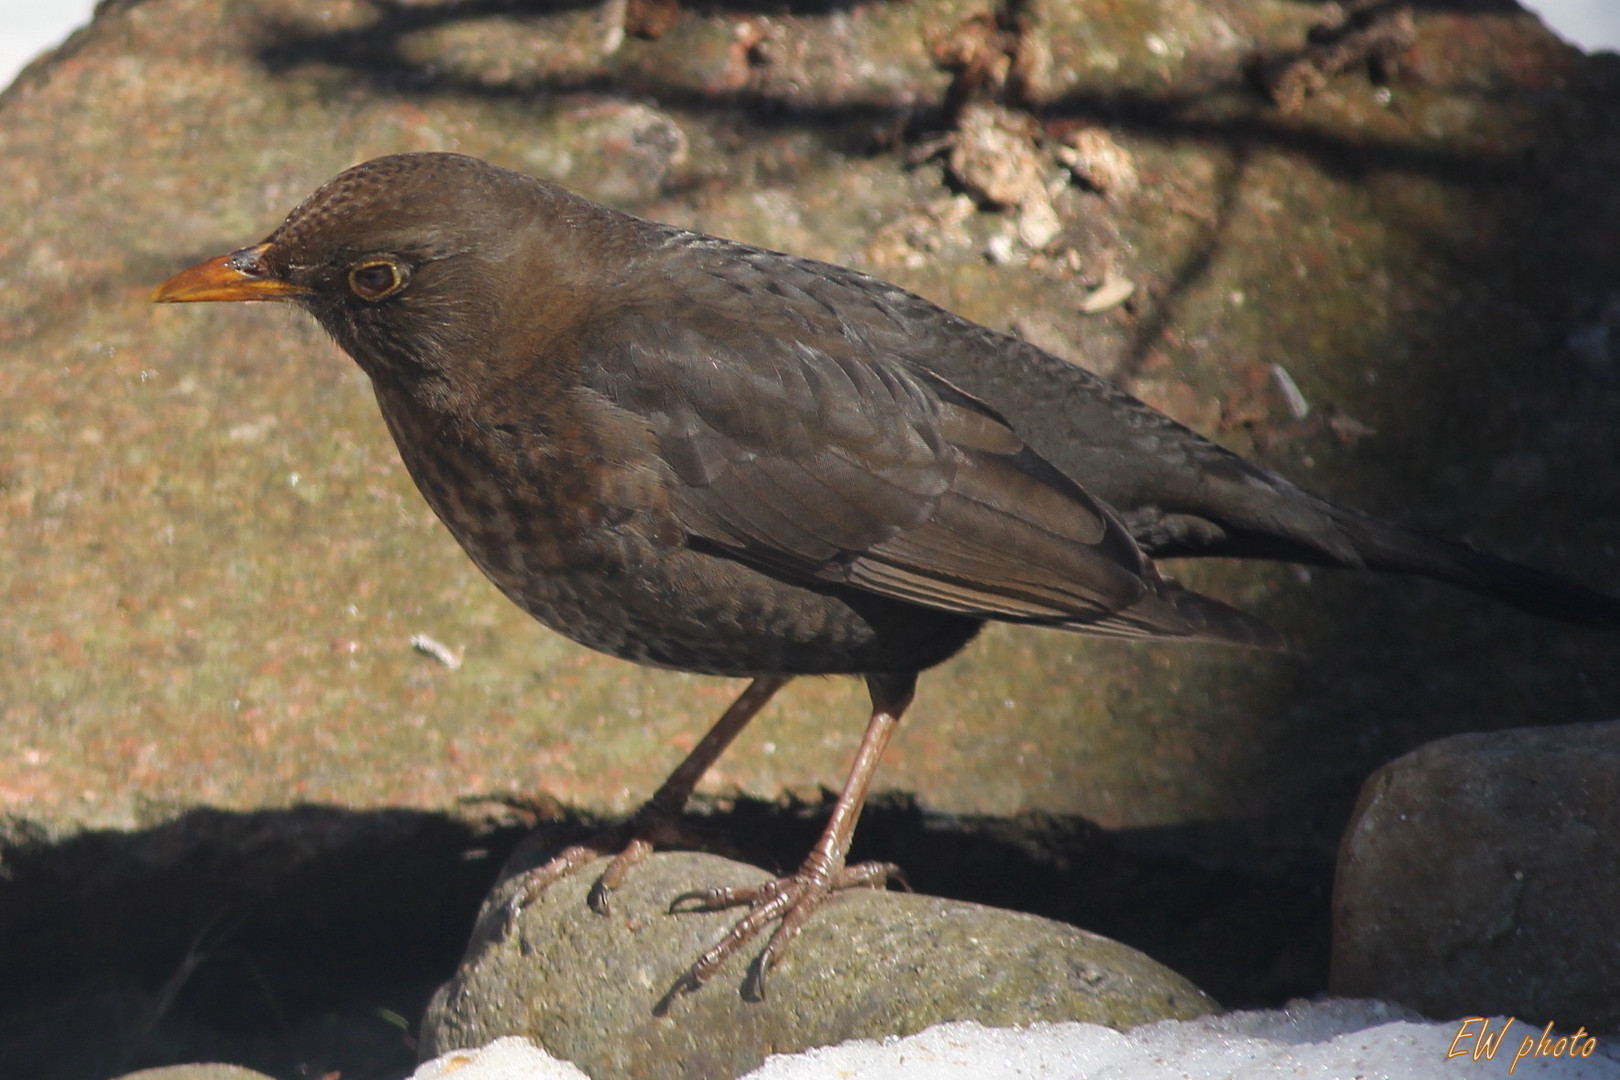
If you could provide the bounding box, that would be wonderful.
[154,152,1620,1000]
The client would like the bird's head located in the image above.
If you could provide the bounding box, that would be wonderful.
[155,152,608,414]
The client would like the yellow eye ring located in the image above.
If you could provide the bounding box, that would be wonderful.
[347,259,407,301]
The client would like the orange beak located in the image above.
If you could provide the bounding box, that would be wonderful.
[152,242,310,303]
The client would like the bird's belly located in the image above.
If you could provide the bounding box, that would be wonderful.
[376,395,981,678]
[457,519,980,678]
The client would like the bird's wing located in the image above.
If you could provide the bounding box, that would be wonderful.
[581,303,1179,630]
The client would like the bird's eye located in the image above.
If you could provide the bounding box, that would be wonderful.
[347,260,406,301]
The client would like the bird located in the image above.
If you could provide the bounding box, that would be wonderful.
[153,151,1620,1001]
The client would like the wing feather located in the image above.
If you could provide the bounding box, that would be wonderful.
[579,297,1269,644]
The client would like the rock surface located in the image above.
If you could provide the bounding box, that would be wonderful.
[116,1067,278,1080]
[3,0,1620,1075]
[1332,720,1620,1029]
[421,851,1216,1080]
[4,0,1618,843]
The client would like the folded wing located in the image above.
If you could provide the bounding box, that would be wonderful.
[584,299,1278,648]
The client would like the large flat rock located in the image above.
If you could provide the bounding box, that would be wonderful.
[4,0,1618,844]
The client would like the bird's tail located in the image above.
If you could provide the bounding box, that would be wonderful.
[1325,505,1620,630]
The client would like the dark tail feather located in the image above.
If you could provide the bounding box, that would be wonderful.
[1331,508,1620,630]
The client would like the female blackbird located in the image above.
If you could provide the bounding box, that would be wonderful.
[154,152,1620,1000]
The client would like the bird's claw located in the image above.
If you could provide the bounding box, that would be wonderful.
[505,829,626,919]
[660,859,905,1007]
[508,819,680,919]
[668,877,786,914]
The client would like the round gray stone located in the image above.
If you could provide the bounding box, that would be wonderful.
[114,1066,276,1080]
[421,850,1216,1080]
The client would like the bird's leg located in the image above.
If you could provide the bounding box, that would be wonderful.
[510,675,790,915]
[660,671,915,1006]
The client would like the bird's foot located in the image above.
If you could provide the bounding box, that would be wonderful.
[507,810,705,917]
[509,676,792,923]
[657,857,906,1009]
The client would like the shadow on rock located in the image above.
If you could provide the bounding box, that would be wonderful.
[0,796,1329,1080]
